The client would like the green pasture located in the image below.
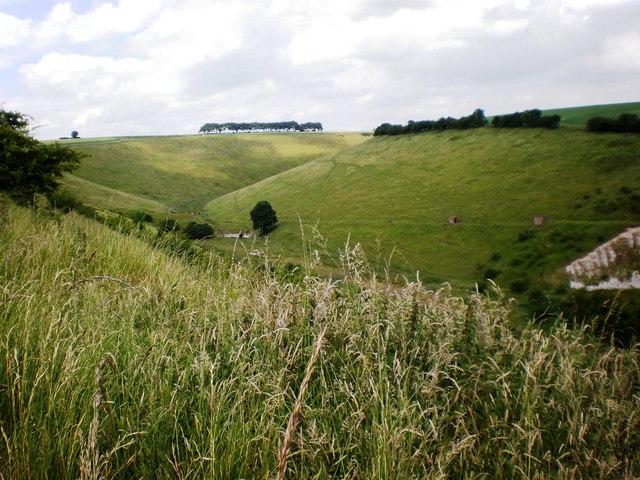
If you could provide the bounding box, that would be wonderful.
[206,128,640,292]
[542,102,640,126]
[61,174,168,215]
[66,133,368,212]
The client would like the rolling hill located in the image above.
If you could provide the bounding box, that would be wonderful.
[60,103,640,308]
[205,127,640,298]
[64,133,368,213]
[541,102,640,126]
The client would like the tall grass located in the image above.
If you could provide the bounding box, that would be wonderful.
[1,203,638,478]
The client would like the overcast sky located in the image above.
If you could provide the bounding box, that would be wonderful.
[1,0,638,139]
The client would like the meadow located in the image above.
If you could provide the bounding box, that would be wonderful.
[54,106,640,322]
[205,128,640,299]
[541,102,640,127]
[1,202,638,478]
[64,133,368,213]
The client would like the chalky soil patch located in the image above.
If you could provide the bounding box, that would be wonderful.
[566,227,640,290]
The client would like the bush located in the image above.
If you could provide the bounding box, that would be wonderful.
[516,229,535,242]
[184,221,213,239]
[159,218,179,233]
[562,290,640,346]
[47,190,96,217]
[587,113,640,133]
[510,279,530,293]
[483,268,501,280]
[129,209,153,227]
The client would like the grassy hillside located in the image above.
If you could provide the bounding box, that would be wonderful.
[542,102,640,126]
[61,173,168,215]
[1,203,638,478]
[65,133,368,213]
[206,128,640,296]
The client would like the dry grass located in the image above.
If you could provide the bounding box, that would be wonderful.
[0,202,638,478]
[277,326,327,480]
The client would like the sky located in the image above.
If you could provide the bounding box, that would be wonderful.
[0,0,638,139]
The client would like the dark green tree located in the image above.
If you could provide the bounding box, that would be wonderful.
[0,107,84,201]
[250,200,278,234]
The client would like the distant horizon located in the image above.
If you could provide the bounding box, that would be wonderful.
[2,0,638,139]
[38,100,639,140]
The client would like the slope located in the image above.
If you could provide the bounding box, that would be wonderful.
[61,173,168,215]
[65,133,369,212]
[542,102,640,126]
[206,127,640,291]
[2,204,638,478]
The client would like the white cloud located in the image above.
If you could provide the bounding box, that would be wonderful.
[564,0,631,9]
[2,0,638,138]
[490,18,529,34]
[20,52,183,101]
[34,0,165,44]
[72,107,103,127]
[129,1,249,67]
[0,12,30,47]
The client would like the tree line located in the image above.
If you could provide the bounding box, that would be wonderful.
[587,113,640,133]
[374,108,562,136]
[374,109,487,136]
[199,121,323,134]
[490,109,560,129]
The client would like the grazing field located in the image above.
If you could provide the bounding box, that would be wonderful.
[541,102,640,126]
[64,133,369,212]
[1,203,638,478]
[206,128,640,298]
[61,173,168,216]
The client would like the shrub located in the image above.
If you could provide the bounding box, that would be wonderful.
[483,268,501,280]
[588,113,640,133]
[184,221,214,239]
[516,229,535,242]
[159,218,179,233]
[129,209,153,227]
[48,190,96,217]
[510,278,529,293]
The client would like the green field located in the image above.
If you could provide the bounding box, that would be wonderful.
[3,103,640,477]
[206,128,640,296]
[59,104,640,311]
[541,102,640,126]
[65,133,368,213]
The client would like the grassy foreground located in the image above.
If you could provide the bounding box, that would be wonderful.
[1,203,639,478]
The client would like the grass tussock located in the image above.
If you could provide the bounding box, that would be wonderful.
[0,203,639,479]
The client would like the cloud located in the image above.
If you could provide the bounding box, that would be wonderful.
[20,52,181,98]
[2,0,638,138]
[129,1,249,67]
[0,12,30,47]
[34,0,165,44]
